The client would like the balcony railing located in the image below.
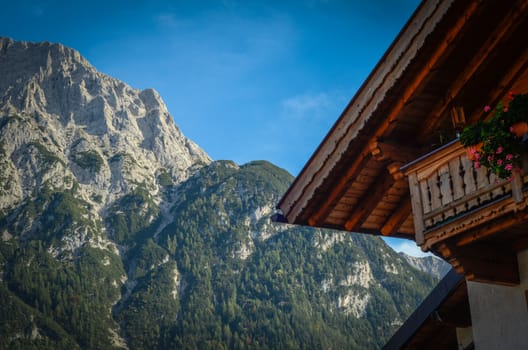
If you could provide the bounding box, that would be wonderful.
[402,140,527,249]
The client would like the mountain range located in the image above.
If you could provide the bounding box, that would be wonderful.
[0,37,444,349]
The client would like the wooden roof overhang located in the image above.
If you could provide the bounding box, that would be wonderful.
[277,0,528,240]
[383,270,470,350]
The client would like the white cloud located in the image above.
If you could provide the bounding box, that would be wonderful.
[156,13,179,27]
[283,93,329,114]
[281,91,346,121]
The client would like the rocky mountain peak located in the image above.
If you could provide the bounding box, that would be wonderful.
[0,37,210,226]
[0,36,209,166]
[399,252,452,279]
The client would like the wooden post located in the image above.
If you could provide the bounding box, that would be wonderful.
[511,172,523,203]
[408,172,425,245]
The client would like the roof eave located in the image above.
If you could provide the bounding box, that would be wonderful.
[278,0,456,225]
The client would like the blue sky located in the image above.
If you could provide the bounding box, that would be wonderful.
[1,0,430,257]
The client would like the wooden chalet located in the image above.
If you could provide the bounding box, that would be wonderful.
[276,0,528,348]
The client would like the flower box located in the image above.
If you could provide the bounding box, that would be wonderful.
[460,92,528,180]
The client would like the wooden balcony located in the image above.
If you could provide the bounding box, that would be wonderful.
[403,140,528,285]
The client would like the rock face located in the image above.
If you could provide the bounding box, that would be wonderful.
[0,38,438,350]
[400,252,452,280]
[0,37,209,213]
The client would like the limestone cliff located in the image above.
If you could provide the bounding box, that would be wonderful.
[0,38,438,350]
[0,36,210,226]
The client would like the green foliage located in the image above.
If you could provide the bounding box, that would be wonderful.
[477,113,521,179]
[157,169,174,186]
[503,92,528,124]
[27,142,64,166]
[1,185,100,245]
[4,241,125,349]
[151,161,436,349]
[460,93,528,179]
[0,282,80,349]
[109,152,139,167]
[131,239,168,279]
[39,191,99,243]
[460,120,487,147]
[117,261,180,349]
[0,158,437,349]
[0,239,16,265]
[73,150,104,172]
[105,182,160,243]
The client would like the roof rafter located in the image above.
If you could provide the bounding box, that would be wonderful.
[418,0,528,143]
[278,0,458,225]
[466,48,528,125]
[343,169,397,231]
[302,1,478,229]
[306,150,372,227]
[369,139,417,163]
[380,0,479,138]
[380,195,412,236]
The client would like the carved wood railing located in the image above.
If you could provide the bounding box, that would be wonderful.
[402,140,527,248]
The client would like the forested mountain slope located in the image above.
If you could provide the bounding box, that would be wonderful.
[0,37,437,349]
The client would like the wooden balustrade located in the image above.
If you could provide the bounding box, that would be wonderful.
[402,140,527,248]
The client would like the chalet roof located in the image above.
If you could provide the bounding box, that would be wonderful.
[277,0,528,239]
[383,269,469,350]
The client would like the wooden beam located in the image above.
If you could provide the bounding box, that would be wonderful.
[456,256,519,286]
[307,1,479,228]
[450,106,466,131]
[369,139,417,163]
[307,149,372,227]
[408,172,426,245]
[280,0,462,225]
[454,210,528,247]
[380,195,412,236]
[436,242,520,286]
[380,0,479,138]
[343,170,396,231]
[421,190,528,251]
[386,162,404,181]
[418,0,528,142]
[307,139,416,229]
[468,48,528,126]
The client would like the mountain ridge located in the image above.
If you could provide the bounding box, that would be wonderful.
[0,37,438,349]
[399,252,452,280]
